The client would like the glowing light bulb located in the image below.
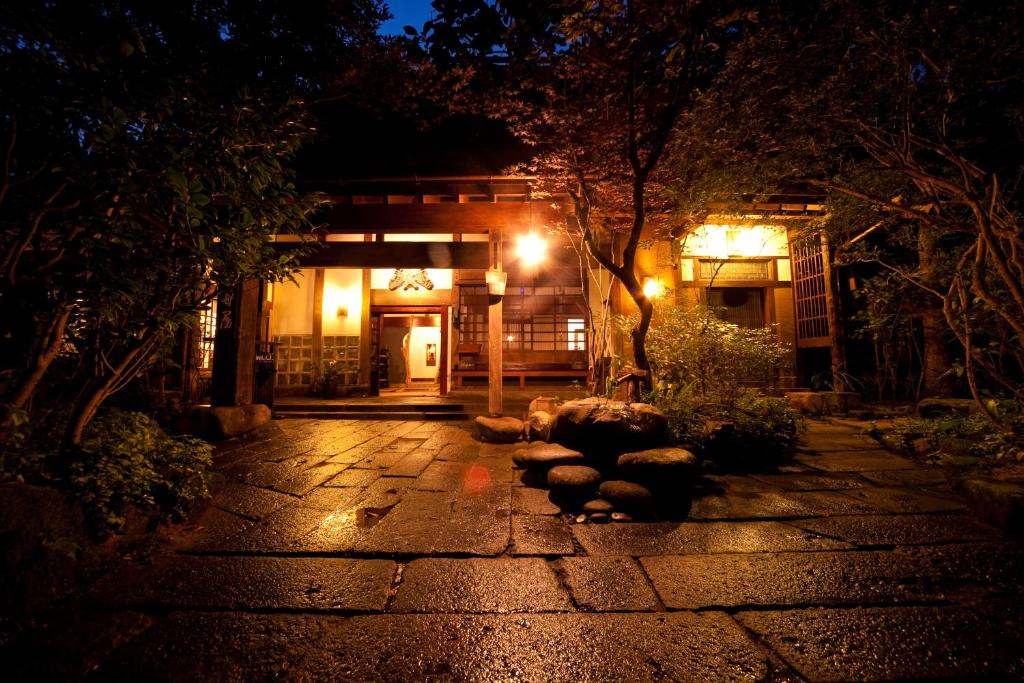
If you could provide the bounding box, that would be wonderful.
[643,278,662,299]
[515,233,547,266]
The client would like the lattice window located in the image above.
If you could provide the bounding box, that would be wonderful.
[459,285,588,351]
[791,235,830,339]
[198,302,217,371]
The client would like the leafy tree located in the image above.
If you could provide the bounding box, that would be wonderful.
[0,0,387,446]
[422,0,757,385]
[673,1,1024,418]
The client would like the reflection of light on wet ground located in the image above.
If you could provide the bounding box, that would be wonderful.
[319,510,358,529]
[464,464,492,493]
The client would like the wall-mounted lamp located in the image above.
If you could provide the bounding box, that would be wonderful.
[485,268,507,296]
[336,305,348,318]
[643,277,664,299]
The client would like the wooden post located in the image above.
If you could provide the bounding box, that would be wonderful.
[820,233,848,392]
[312,268,325,383]
[211,279,260,406]
[488,230,503,416]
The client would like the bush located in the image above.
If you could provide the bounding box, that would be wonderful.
[636,303,803,469]
[656,386,804,470]
[889,407,1024,464]
[645,304,791,401]
[2,409,212,534]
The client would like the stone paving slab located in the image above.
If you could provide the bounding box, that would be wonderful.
[795,449,918,472]
[90,557,396,612]
[857,467,948,487]
[95,611,773,682]
[391,558,572,613]
[572,520,853,556]
[641,543,1024,609]
[511,486,560,515]
[833,485,966,513]
[688,489,886,520]
[210,483,295,520]
[736,603,1024,681]
[510,514,574,555]
[746,472,868,491]
[555,557,661,612]
[789,512,1004,547]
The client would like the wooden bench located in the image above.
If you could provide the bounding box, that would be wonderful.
[452,368,588,388]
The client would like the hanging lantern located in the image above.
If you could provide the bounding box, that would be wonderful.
[485,268,507,296]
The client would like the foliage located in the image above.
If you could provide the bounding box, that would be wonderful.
[643,304,791,401]
[672,1,1024,428]
[655,386,803,470]
[633,302,802,467]
[421,1,759,381]
[2,409,212,534]
[0,0,389,445]
[888,408,1024,464]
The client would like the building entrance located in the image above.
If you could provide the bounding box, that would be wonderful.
[369,305,451,397]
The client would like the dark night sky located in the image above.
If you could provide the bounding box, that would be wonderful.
[379,0,435,35]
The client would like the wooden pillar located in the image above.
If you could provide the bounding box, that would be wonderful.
[488,230,503,416]
[359,267,372,387]
[312,268,325,380]
[211,279,260,406]
[821,233,848,392]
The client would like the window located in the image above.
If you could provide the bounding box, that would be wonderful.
[567,318,586,351]
[707,287,764,328]
[198,302,217,371]
[458,285,587,351]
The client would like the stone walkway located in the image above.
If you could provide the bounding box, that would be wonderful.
[15,420,1024,680]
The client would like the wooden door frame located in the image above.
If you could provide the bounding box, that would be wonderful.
[370,305,450,396]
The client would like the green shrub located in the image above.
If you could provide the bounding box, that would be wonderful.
[2,409,212,534]
[656,386,804,470]
[645,305,791,401]
[889,407,1024,464]
[635,303,803,469]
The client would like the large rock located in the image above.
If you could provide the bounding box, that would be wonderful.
[547,465,602,499]
[513,442,586,470]
[527,411,553,442]
[618,447,699,487]
[549,398,667,455]
[598,480,657,518]
[475,415,524,443]
[185,404,271,440]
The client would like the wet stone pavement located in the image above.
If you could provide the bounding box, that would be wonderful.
[14,419,1024,681]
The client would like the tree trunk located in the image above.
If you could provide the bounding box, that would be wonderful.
[917,229,955,398]
[10,302,72,410]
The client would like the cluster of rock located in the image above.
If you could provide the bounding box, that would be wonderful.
[477,397,699,521]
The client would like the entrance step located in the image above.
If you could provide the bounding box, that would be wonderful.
[272,403,469,421]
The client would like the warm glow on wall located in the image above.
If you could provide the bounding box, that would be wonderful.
[515,233,547,266]
[680,224,789,259]
[322,285,360,326]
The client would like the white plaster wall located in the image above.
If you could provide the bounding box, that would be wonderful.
[270,270,314,335]
[408,326,441,380]
[322,268,363,336]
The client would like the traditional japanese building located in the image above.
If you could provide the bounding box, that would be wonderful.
[197,176,833,415]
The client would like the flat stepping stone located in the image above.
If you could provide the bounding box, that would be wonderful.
[618,447,699,485]
[582,499,615,514]
[547,465,602,498]
[513,442,586,470]
[475,416,524,443]
[598,480,657,518]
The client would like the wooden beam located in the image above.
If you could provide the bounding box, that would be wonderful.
[315,202,568,234]
[278,241,489,269]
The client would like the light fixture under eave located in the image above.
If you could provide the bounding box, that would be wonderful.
[485,268,507,296]
[515,232,547,267]
[336,305,348,318]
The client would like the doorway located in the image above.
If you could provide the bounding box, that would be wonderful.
[370,306,450,397]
